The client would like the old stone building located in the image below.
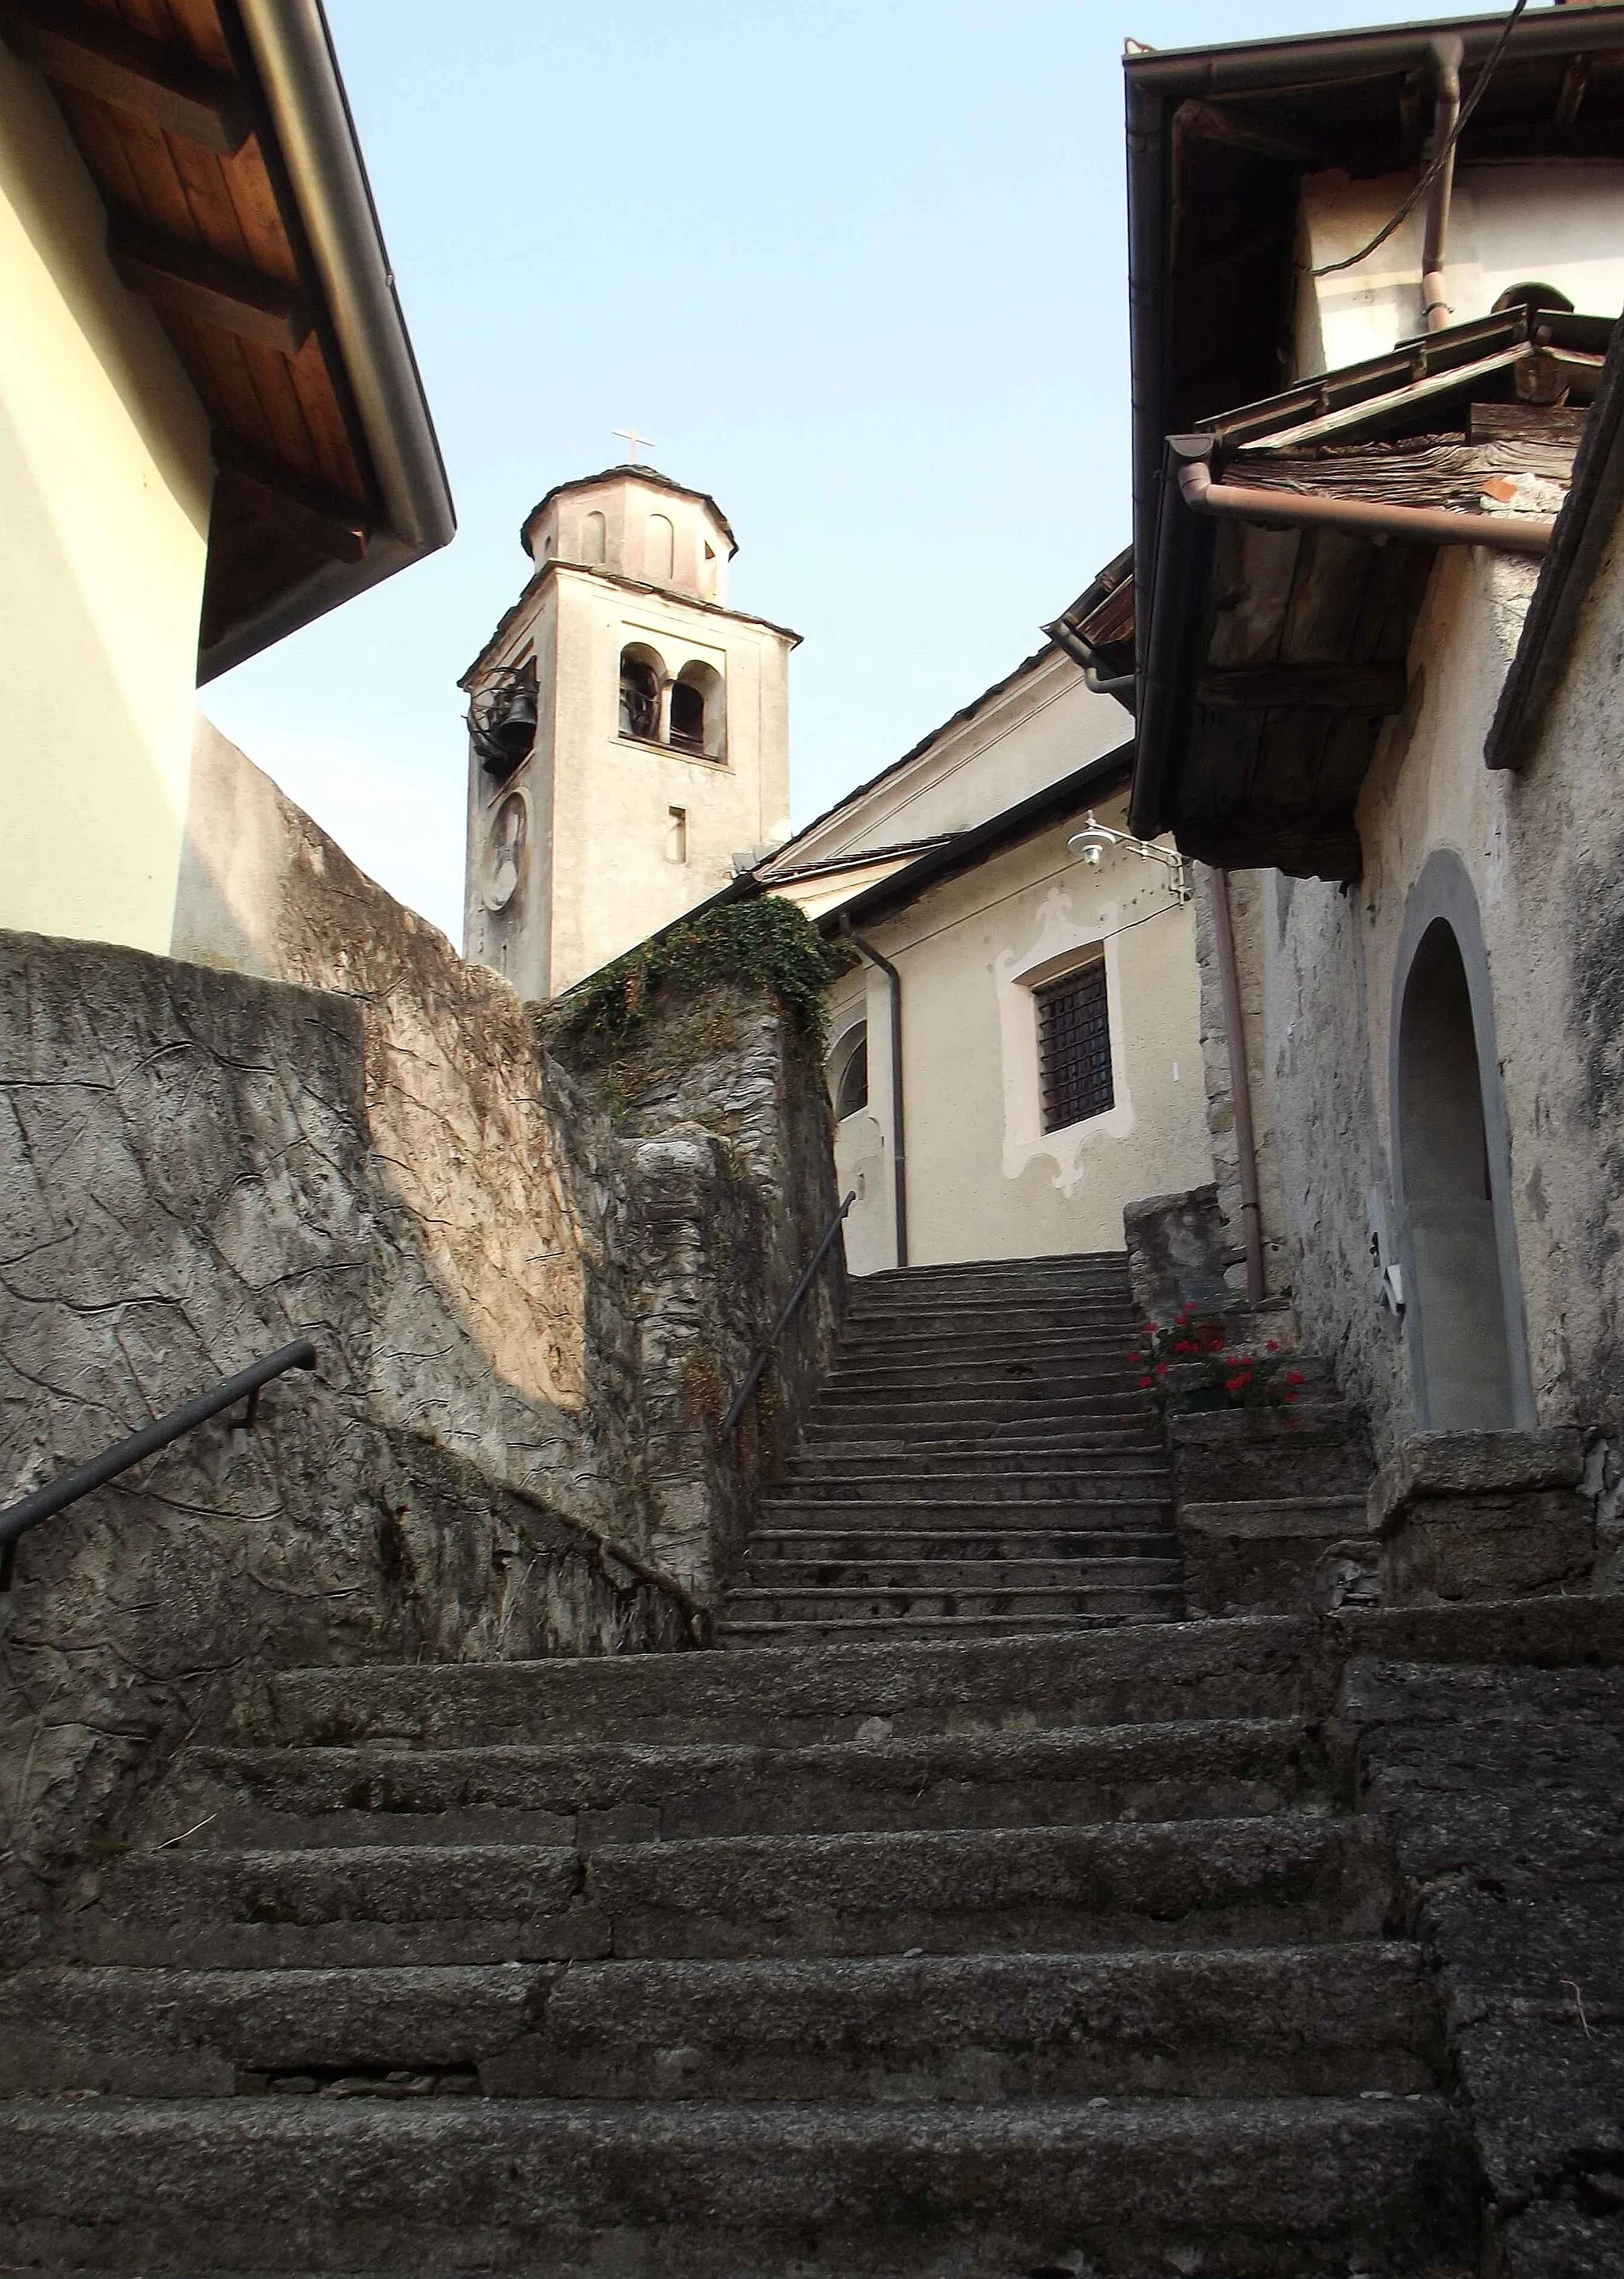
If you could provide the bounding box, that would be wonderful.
[458,463,796,999]
[1123,6,1624,1473]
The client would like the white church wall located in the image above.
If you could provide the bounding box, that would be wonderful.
[782,650,1132,873]
[822,790,1211,1271]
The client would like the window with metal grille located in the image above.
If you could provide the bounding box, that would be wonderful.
[1035,959,1113,1132]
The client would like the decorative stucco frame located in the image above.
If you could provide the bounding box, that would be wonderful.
[1388,846,1535,1431]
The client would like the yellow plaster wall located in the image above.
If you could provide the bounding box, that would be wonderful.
[0,48,213,953]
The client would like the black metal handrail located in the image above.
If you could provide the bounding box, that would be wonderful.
[720,1193,855,1439]
[0,1339,318,1590]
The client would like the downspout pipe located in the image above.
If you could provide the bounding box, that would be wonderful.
[840,919,908,1270]
[1421,37,1464,335]
[1178,458,1554,557]
[1045,620,1137,703]
[1206,867,1266,1306]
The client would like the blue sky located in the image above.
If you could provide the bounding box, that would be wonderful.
[205,0,1480,942]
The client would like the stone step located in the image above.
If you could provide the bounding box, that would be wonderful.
[845,1301,1143,1339]
[747,1528,1178,1564]
[0,2093,1476,2277]
[723,1580,1184,1624]
[838,1321,1139,1349]
[787,1448,1170,1485]
[824,1356,1144,1395]
[473,1940,1444,2102]
[861,1252,1128,1281]
[812,1389,1162,1429]
[241,1620,1326,1749]
[716,1611,1182,1645]
[75,1815,1392,1968]
[0,1943,1440,2102]
[760,1498,1174,1531]
[152,1715,1339,1851]
[799,1408,1161,1447]
[733,1557,1181,1592]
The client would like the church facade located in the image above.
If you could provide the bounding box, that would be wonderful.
[458,464,796,1001]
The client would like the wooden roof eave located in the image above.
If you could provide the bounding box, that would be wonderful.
[0,0,454,684]
[197,0,453,679]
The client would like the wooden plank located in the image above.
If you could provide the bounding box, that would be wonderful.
[212,433,368,562]
[155,0,232,75]
[236,336,325,481]
[217,139,303,286]
[0,0,247,152]
[1279,527,1373,664]
[1205,521,1300,669]
[1247,347,1525,452]
[109,223,310,350]
[1198,661,1408,713]
[1469,400,1589,446]
[288,334,366,500]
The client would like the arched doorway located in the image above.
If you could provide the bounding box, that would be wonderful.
[1395,915,1519,1430]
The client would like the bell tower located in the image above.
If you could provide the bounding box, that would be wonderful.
[459,463,797,1000]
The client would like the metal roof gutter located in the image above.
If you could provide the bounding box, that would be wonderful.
[1124,8,1624,98]
[1486,301,1624,771]
[1128,439,1213,842]
[1179,458,1556,556]
[198,0,454,680]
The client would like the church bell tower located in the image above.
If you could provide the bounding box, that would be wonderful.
[459,463,797,1000]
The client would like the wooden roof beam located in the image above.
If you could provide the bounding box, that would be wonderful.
[110,224,310,354]
[212,435,367,564]
[0,0,249,154]
[1199,662,1409,713]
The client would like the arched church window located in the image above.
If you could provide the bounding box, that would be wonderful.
[581,510,607,565]
[671,661,724,760]
[619,646,661,741]
[647,513,675,582]
[831,1025,868,1120]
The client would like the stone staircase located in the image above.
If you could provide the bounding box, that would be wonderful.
[721,1253,1185,1644]
[0,1617,1479,2275]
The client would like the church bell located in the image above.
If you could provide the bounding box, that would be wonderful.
[470,661,538,779]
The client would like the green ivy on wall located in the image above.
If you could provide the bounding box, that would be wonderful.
[552,896,855,1049]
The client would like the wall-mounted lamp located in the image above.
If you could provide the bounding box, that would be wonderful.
[1067,812,1191,902]
[467,658,538,781]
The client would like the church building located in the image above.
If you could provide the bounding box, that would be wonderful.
[458,462,796,1000]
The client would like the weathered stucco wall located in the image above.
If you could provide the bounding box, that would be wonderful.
[175,719,588,1489]
[1189,864,1292,1302]
[1257,514,1624,1488]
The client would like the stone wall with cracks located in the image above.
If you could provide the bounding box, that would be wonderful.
[547,977,846,1600]
[0,754,843,1942]
[0,933,701,1948]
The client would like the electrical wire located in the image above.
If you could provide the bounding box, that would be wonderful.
[1311,0,1528,280]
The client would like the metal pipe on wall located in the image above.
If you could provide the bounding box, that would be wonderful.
[840,921,909,1269]
[1206,867,1266,1305]
[1177,460,1555,557]
[1421,38,1464,334]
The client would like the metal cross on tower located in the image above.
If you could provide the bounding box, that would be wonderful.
[613,427,654,464]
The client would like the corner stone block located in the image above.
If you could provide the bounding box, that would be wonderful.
[1372,1431,1594,1606]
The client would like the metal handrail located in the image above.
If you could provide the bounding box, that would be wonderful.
[0,1339,318,1590]
[720,1192,855,1439]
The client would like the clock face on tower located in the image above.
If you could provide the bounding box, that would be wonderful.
[484,791,527,913]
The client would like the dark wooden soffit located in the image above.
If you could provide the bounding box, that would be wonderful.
[0,0,377,662]
[1131,313,1599,883]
